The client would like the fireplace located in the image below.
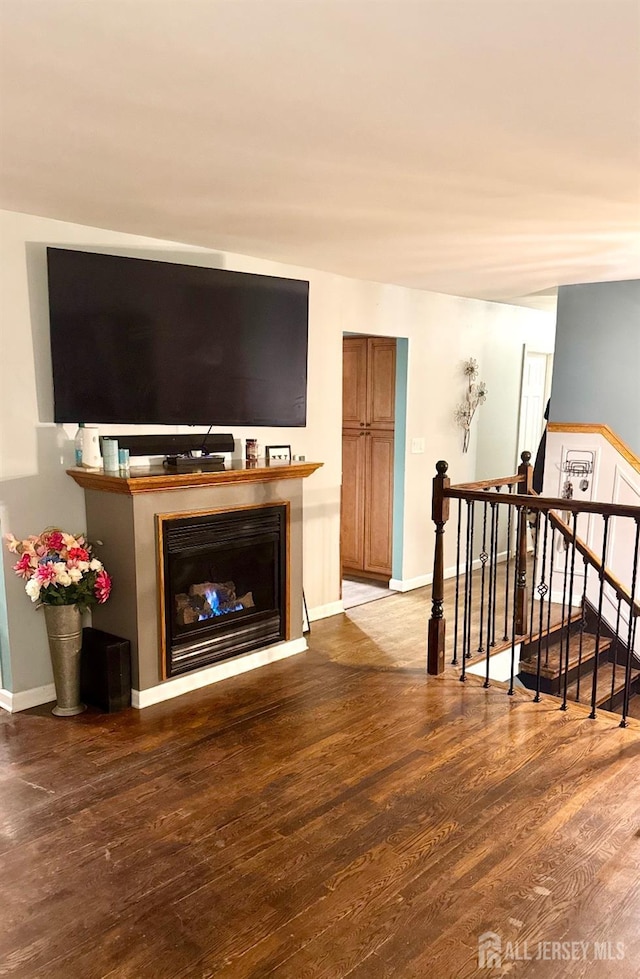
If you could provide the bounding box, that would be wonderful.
[158,504,288,677]
[72,461,320,707]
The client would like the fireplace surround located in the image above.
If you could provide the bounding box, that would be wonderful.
[159,503,288,677]
[69,460,321,707]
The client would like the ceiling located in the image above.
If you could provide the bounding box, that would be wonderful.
[1,0,639,304]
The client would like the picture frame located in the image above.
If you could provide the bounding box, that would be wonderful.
[265,444,292,464]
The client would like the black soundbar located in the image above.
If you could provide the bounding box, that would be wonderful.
[102,433,235,457]
[164,456,226,472]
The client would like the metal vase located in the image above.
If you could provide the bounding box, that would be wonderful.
[43,604,86,717]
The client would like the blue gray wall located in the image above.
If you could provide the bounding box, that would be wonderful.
[550,280,640,453]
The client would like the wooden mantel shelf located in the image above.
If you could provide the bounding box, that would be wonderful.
[67,460,323,495]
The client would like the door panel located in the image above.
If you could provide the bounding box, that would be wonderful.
[342,337,367,428]
[341,430,366,571]
[367,338,396,429]
[364,432,394,575]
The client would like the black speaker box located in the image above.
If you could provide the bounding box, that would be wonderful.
[104,433,235,458]
[81,627,132,712]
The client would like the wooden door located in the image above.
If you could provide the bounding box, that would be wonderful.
[341,335,396,580]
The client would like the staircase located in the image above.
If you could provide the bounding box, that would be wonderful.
[518,602,640,715]
[427,451,640,726]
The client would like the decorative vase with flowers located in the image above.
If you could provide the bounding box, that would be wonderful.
[4,529,112,716]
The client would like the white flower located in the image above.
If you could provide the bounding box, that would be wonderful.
[68,567,83,584]
[77,561,90,572]
[54,566,72,586]
[25,578,41,602]
[89,558,103,571]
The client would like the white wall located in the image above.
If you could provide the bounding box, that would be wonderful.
[477,312,555,479]
[0,209,555,696]
[551,280,640,455]
[543,429,640,657]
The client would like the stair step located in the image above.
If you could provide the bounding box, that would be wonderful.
[520,634,610,681]
[564,662,640,710]
[520,604,583,648]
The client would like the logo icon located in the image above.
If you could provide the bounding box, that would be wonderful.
[478,931,502,969]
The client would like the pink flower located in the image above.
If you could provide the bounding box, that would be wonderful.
[95,570,112,604]
[35,563,57,586]
[13,552,34,579]
[48,531,65,551]
[68,546,90,562]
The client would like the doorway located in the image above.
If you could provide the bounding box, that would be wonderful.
[517,348,553,465]
[340,334,407,608]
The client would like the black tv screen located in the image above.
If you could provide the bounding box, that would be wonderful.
[46,248,309,426]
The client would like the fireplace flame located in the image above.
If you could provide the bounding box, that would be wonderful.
[198,587,244,621]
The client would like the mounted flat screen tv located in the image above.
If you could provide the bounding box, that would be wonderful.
[46,248,309,426]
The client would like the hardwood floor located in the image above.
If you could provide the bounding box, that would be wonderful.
[2,588,640,977]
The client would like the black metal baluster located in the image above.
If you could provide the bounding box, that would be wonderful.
[544,527,556,667]
[490,496,500,647]
[509,506,524,696]
[589,515,610,719]
[557,522,571,709]
[609,596,623,710]
[620,517,640,727]
[465,501,475,660]
[575,558,588,703]
[534,512,550,703]
[528,507,541,643]
[484,501,497,689]
[478,500,489,652]
[452,500,463,666]
[561,513,578,711]
[503,486,513,640]
[460,500,473,681]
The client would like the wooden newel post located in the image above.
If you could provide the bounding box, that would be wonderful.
[515,450,532,634]
[428,460,450,675]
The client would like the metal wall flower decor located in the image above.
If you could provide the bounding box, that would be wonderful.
[455,358,488,453]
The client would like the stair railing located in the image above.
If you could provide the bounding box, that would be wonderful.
[428,453,640,726]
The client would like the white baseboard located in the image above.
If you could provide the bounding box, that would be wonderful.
[0,683,56,713]
[390,551,508,594]
[132,636,308,709]
[389,574,431,592]
[308,600,344,621]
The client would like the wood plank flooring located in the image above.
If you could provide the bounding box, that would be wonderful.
[2,587,640,977]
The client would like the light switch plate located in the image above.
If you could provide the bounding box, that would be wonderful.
[411,438,425,454]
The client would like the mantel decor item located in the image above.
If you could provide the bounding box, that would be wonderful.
[266,445,292,464]
[455,358,488,453]
[4,528,112,716]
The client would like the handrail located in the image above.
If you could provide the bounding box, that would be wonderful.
[444,487,640,521]
[450,473,526,491]
[544,507,640,617]
[428,453,640,722]
[444,457,640,617]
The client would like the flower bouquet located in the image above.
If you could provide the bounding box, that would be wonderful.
[4,529,113,716]
[5,528,111,609]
